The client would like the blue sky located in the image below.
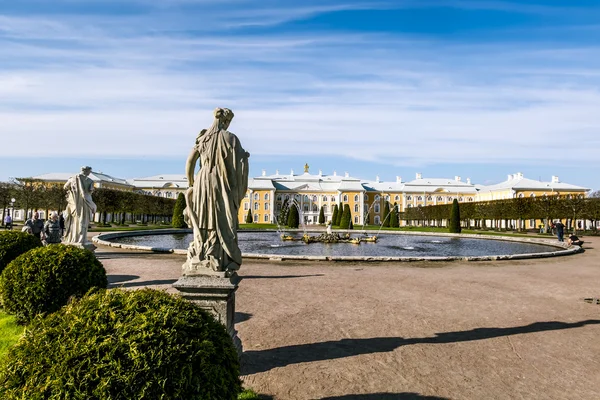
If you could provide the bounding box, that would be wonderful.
[1,0,599,189]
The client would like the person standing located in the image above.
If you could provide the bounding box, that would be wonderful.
[3,213,12,230]
[43,211,62,245]
[555,220,565,242]
[25,212,45,240]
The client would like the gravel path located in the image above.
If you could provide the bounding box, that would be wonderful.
[96,236,600,400]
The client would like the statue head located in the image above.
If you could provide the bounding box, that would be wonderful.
[81,166,92,176]
[213,108,234,130]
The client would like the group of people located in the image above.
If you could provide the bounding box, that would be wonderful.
[21,211,65,245]
[550,221,584,246]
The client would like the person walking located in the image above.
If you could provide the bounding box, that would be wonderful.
[3,213,12,230]
[43,212,62,245]
[555,220,565,242]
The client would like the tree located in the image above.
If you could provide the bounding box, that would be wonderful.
[172,193,187,228]
[382,201,391,227]
[449,199,461,233]
[339,204,351,229]
[336,202,343,225]
[331,204,339,226]
[390,203,399,228]
[245,209,252,223]
[287,204,299,228]
[318,206,325,224]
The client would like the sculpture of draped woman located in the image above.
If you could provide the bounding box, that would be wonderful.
[183,108,249,276]
[63,166,97,247]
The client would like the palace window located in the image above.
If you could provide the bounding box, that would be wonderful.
[374,216,381,225]
[407,204,412,208]
[447,196,453,201]
[276,204,281,211]
[578,194,584,199]
[322,195,328,201]
[364,195,368,201]
[254,193,259,200]
[374,195,380,201]
[304,204,309,212]
[459,197,463,201]
[264,203,269,210]
[323,205,328,213]
[285,194,290,200]
[264,193,269,200]
[385,195,390,202]
[254,203,259,210]
[427,196,433,201]
[277,195,282,201]
[264,215,270,222]
[245,193,249,198]
[354,204,359,212]
[304,195,309,202]
[437,196,443,201]
[166,192,173,198]
[567,194,572,199]
[518,193,524,198]
[343,195,348,202]
[395,195,400,201]
[295,194,300,200]
[253,214,258,223]
[331,196,336,202]
[354,216,359,223]
[530,193,535,198]
[468,197,474,202]
[313,195,318,202]
[406,195,412,201]
[374,204,380,213]
[417,196,422,201]
[244,203,249,211]
[354,194,359,202]
[312,204,318,212]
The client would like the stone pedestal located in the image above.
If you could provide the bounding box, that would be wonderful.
[65,242,97,252]
[172,273,242,357]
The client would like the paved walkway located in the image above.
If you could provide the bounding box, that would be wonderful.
[97,236,600,400]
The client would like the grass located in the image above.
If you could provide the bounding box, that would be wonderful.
[0,310,23,359]
[239,223,279,230]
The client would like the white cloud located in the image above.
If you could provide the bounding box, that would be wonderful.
[0,8,599,169]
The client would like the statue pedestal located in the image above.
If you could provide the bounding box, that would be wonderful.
[172,273,242,357]
[64,242,97,252]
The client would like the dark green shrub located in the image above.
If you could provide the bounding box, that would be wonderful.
[390,203,399,228]
[339,204,351,229]
[0,288,241,400]
[287,204,299,228]
[0,231,42,274]
[0,245,107,324]
[449,199,462,233]
[383,201,391,227]
[246,208,252,223]
[172,193,187,228]
[318,206,325,224]
[336,202,343,225]
[331,204,338,226]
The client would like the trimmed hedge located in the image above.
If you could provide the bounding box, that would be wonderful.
[172,192,188,228]
[0,245,107,324]
[0,288,242,399]
[0,231,42,274]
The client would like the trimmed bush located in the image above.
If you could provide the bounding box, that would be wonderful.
[0,288,241,400]
[0,231,42,275]
[339,204,351,229]
[390,203,399,228]
[331,204,339,226]
[318,206,325,224]
[383,202,391,227]
[449,199,462,233]
[246,208,252,223]
[287,204,299,228]
[0,245,107,324]
[172,192,187,228]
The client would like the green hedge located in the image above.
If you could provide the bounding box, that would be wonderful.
[0,231,42,274]
[0,245,107,324]
[0,288,241,399]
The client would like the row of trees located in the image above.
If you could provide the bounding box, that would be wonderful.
[0,179,176,226]
[401,194,600,232]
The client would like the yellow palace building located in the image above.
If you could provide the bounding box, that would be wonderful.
[27,165,589,226]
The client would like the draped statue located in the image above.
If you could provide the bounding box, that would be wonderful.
[63,166,97,248]
[183,108,250,276]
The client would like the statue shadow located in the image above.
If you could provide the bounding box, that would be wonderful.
[107,274,139,285]
[242,319,600,375]
[241,274,325,279]
[320,393,449,400]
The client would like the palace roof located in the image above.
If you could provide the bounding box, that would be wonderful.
[128,174,188,189]
[32,172,133,188]
[478,173,590,193]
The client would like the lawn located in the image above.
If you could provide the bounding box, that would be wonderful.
[0,311,23,359]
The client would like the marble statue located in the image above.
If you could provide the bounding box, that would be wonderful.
[183,108,250,276]
[63,166,97,248]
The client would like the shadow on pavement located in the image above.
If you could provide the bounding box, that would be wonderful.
[107,274,139,284]
[236,312,253,323]
[241,274,325,279]
[242,319,600,375]
[108,279,178,288]
[320,393,449,400]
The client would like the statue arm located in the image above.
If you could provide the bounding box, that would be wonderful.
[185,148,200,187]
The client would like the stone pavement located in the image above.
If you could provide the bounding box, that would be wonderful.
[96,236,600,400]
